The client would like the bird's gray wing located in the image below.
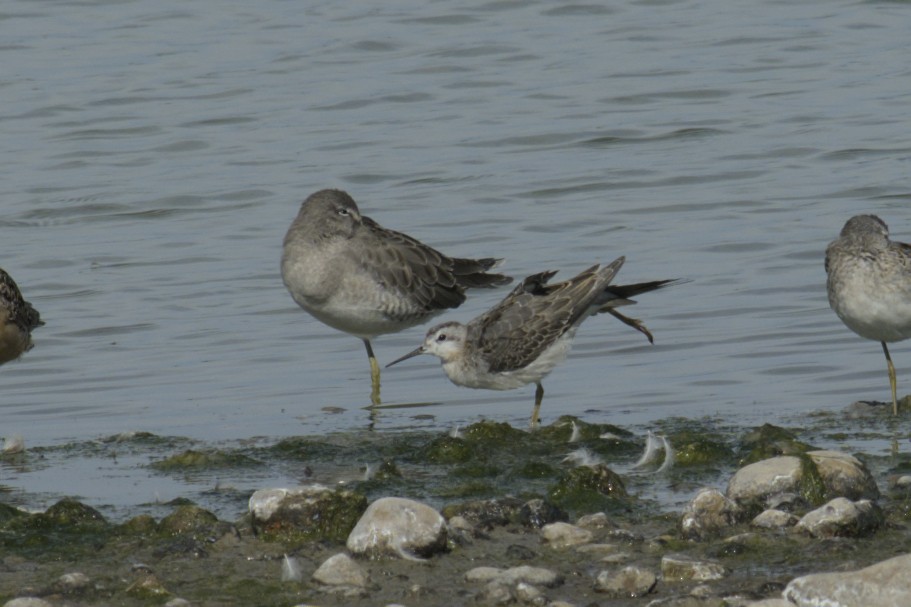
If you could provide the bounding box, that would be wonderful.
[472,266,607,373]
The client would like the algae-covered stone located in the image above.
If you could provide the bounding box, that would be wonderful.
[668,429,734,466]
[661,554,727,581]
[347,497,447,559]
[0,502,27,525]
[250,485,367,543]
[159,505,220,537]
[36,499,107,528]
[517,498,567,528]
[118,513,159,536]
[548,464,627,513]
[461,420,529,443]
[125,573,172,600]
[442,497,525,528]
[727,451,878,513]
[150,448,260,471]
[419,435,474,464]
[737,424,816,465]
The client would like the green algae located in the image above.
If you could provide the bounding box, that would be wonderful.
[547,464,629,513]
[150,449,261,471]
[738,423,817,465]
[796,453,828,507]
[255,488,367,544]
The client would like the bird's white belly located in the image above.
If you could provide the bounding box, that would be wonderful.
[443,334,574,390]
[831,272,911,343]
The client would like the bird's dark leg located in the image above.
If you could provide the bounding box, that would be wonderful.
[530,382,544,428]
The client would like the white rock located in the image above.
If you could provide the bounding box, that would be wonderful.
[311,553,369,588]
[464,565,562,588]
[785,553,911,607]
[751,509,798,529]
[346,497,446,559]
[540,522,593,548]
[727,452,878,506]
[3,600,55,607]
[594,566,657,597]
[680,487,740,539]
[795,497,883,538]
[248,485,330,521]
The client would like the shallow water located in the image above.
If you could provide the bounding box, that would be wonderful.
[2,0,910,512]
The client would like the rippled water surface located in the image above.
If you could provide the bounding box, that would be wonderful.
[2,0,910,512]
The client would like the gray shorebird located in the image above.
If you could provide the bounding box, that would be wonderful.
[0,268,43,366]
[281,189,512,405]
[826,214,911,415]
[387,256,679,426]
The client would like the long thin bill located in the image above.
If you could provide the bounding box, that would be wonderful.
[385,346,425,368]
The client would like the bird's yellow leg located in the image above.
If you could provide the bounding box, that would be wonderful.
[364,339,381,406]
[882,341,898,416]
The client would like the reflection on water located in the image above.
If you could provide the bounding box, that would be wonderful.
[2,0,910,510]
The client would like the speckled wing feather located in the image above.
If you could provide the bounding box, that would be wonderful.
[471,263,620,373]
[0,268,42,332]
[355,216,511,316]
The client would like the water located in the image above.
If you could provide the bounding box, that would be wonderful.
[2,0,910,513]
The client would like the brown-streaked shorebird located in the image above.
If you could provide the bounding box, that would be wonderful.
[281,189,512,405]
[387,256,680,426]
[0,268,43,366]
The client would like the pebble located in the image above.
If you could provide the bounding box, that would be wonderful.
[593,565,657,597]
[661,554,728,582]
[540,522,593,548]
[750,509,798,529]
[464,565,563,588]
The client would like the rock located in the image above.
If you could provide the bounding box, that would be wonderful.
[159,505,220,538]
[726,451,878,512]
[680,488,740,540]
[125,574,171,600]
[441,497,524,528]
[661,554,727,582]
[594,566,657,597]
[744,600,793,607]
[795,497,884,538]
[517,498,567,528]
[540,522,593,548]
[3,599,54,607]
[250,485,367,543]
[548,464,627,512]
[464,565,563,588]
[514,582,545,605]
[750,509,798,529]
[312,553,369,590]
[576,512,614,528]
[51,572,92,594]
[346,497,447,559]
[784,552,911,607]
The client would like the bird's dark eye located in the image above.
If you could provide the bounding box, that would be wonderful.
[436,333,447,342]
[336,207,350,217]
